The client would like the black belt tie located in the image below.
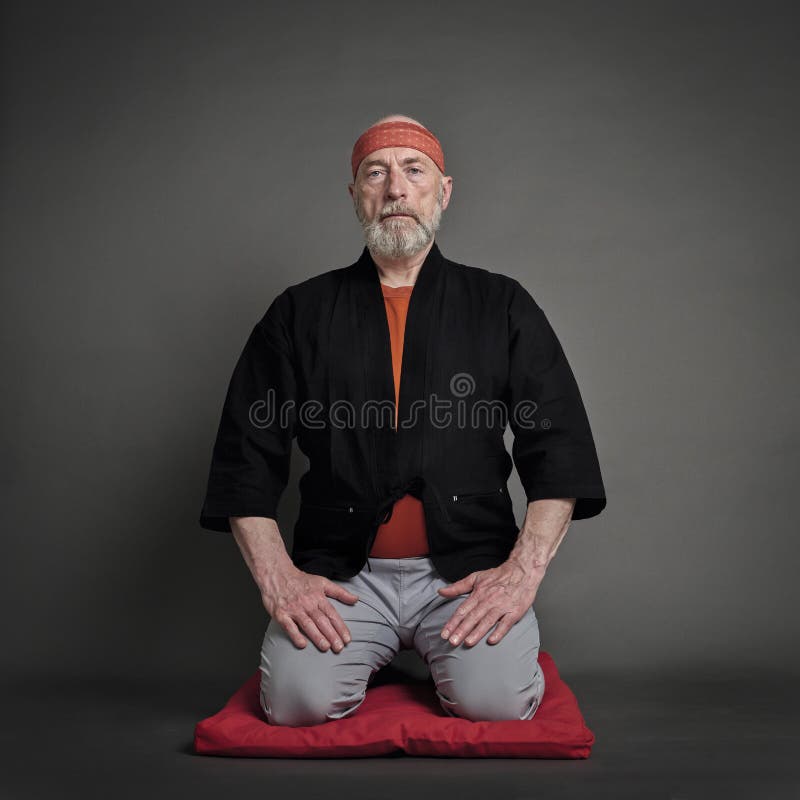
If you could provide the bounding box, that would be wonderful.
[372,475,426,529]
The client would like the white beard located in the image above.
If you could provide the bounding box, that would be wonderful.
[355,183,444,259]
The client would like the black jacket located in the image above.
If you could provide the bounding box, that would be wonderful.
[199,241,606,582]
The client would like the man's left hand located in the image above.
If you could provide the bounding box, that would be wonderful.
[436,558,546,647]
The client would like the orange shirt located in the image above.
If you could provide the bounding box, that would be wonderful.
[368,284,430,558]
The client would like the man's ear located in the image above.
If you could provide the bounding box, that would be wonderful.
[347,183,355,200]
[441,176,454,211]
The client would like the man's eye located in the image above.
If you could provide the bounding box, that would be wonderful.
[409,167,422,174]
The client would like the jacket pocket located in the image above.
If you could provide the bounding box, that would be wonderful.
[294,502,374,552]
[445,486,515,532]
[450,487,507,503]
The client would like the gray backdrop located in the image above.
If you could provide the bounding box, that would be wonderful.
[2,0,798,684]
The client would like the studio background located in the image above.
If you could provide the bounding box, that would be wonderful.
[2,0,798,688]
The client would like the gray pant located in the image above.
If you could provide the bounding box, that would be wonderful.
[259,555,545,726]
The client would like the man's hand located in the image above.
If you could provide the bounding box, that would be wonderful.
[229,516,360,654]
[436,558,546,647]
[260,563,360,653]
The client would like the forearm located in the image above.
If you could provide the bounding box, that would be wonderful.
[229,516,295,592]
[507,498,576,571]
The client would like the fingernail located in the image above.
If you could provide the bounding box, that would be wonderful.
[441,629,450,638]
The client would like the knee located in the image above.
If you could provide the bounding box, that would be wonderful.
[438,665,546,722]
[260,671,365,728]
[261,673,333,727]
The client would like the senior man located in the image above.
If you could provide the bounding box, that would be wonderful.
[199,114,606,727]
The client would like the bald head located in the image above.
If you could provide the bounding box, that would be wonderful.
[371,113,429,129]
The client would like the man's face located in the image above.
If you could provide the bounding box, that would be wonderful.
[349,147,452,259]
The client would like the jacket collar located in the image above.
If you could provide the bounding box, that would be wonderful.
[352,239,444,289]
[329,240,446,500]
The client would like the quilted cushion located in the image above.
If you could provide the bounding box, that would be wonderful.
[194,650,595,758]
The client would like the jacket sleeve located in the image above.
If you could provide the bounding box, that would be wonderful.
[198,292,297,532]
[505,279,606,520]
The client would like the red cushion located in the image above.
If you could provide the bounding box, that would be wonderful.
[194,650,594,758]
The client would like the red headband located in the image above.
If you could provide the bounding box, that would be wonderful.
[351,121,445,179]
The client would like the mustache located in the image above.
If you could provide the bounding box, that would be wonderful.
[379,208,419,222]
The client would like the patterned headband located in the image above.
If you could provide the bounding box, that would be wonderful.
[351,121,445,179]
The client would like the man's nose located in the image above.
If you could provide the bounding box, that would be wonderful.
[384,169,407,200]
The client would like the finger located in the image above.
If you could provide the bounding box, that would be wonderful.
[440,599,478,639]
[463,612,505,647]
[295,611,331,652]
[450,602,505,644]
[310,608,346,652]
[447,606,497,646]
[325,581,360,604]
[486,615,516,645]
[276,613,307,649]
[437,575,473,595]
[320,603,354,645]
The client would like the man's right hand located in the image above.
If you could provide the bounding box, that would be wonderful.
[259,564,360,653]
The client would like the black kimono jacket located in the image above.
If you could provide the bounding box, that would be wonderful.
[199,241,606,582]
